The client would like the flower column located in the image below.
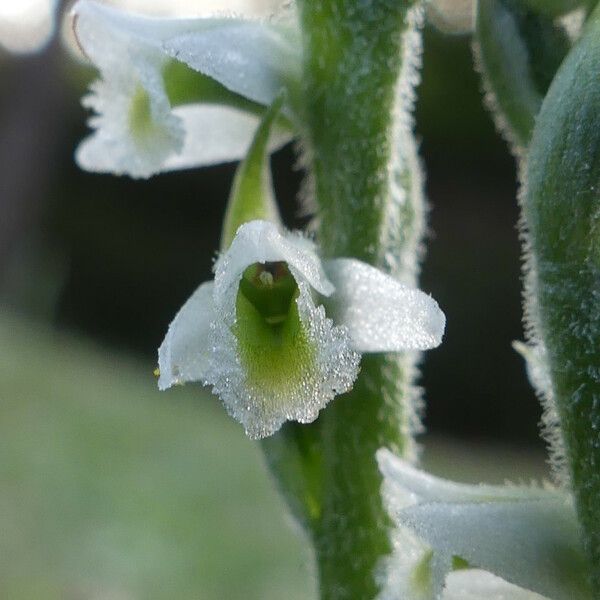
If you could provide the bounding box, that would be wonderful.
[297,1,425,597]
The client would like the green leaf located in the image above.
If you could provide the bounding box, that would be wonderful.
[521,3,600,592]
[220,95,284,251]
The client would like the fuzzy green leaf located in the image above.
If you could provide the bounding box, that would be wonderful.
[522,4,600,592]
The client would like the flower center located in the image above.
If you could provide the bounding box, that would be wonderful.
[234,261,315,393]
[238,261,297,325]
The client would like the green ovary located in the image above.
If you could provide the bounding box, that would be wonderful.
[234,262,316,396]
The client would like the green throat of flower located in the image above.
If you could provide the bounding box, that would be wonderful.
[234,262,316,394]
[129,86,155,142]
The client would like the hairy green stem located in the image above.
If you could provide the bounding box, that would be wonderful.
[522,4,600,592]
[294,1,425,597]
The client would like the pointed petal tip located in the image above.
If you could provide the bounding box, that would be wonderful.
[325,258,446,353]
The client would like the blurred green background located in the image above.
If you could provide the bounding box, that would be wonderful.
[0,19,548,600]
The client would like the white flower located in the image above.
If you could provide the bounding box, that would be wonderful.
[72,0,299,178]
[376,448,591,600]
[158,220,445,439]
[425,0,474,34]
[0,0,59,53]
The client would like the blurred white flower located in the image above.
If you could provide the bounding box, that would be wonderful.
[158,220,445,439]
[425,0,474,34]
[72,0,299,177]
[0,0,59,53]
[376,448,590,600]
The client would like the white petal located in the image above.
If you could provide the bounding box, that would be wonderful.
[443,570,550,600]
[376,449,589,600]
[76,77,184,178]
[213,220,334,322]
[164,104,291,170]
[325,258,445,353]
[157,281,215,390]
[74,0,300,106]
[426,0,474,34]
[400,499,586,600]
[377,448,544,507]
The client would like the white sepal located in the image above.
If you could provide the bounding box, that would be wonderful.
[158,281,215,390]
[326,258,445,353]
[376,448,590,600]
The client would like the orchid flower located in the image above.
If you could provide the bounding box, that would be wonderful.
[376,448,591,600]
[72,0,300,178]
[158,220,445,439]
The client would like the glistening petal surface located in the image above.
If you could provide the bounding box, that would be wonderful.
[73,0,300,107]
[158,281,215,390]
[213,220,334,321]
[325,258,445,353]
[161,18,301,106]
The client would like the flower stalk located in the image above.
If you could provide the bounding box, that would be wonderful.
[293,1,426,597]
